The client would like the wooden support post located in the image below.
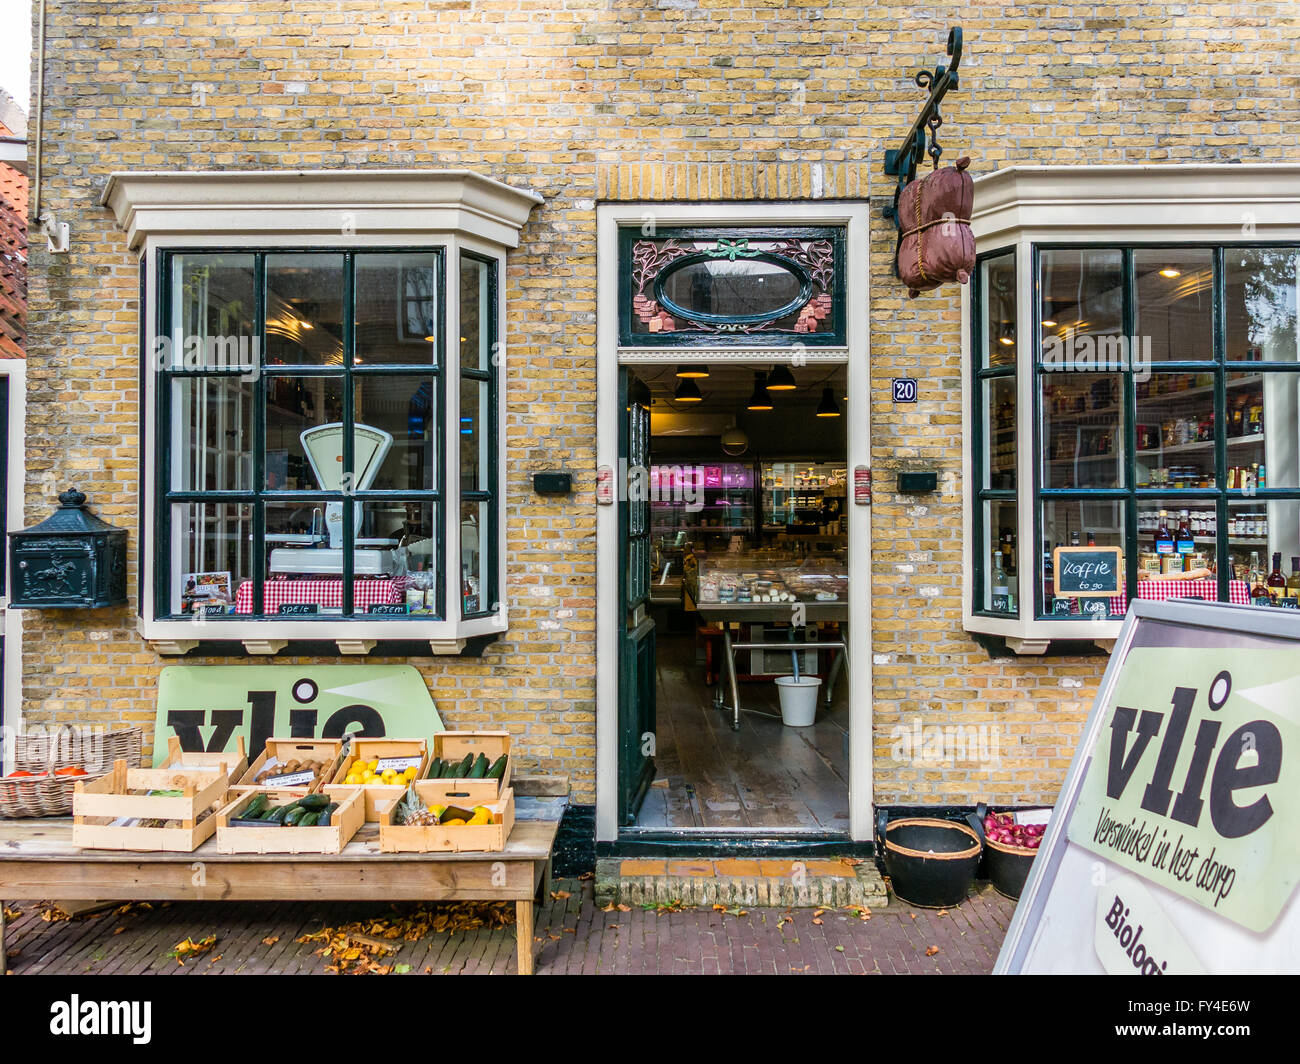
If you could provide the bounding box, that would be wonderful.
[515,898,534,975]
[1,897,7,974]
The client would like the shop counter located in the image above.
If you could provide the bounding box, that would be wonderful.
[0,782,566,976]
[697,601,848,730]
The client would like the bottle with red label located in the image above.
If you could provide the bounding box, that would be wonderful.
[1154,510,1174,557]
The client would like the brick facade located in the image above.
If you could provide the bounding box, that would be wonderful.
[20,3,1300,808]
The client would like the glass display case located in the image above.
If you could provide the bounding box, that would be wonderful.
[692,549,848,605]
[761,462,848,534]
[650,462,755,544]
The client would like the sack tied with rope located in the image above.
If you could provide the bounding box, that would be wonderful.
[896,155,975,298]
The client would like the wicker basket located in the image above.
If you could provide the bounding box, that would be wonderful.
[0,725,143,818]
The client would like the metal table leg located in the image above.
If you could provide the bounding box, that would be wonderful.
[724,624,741,731]
[824,624,847,705]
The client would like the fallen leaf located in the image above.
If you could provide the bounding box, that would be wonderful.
[113,926,126,935]
[909,913,917,920]
[393,963,412,974]
[167,934,217,965]
[2,906,23,921]
[835,945,845,952]
[550,890,571,900]
[937,909,949,917]
[812,918,823,925]
[926,945,940,957]
[814,909,824,918]
[602,902,616,912]
[548,934,561,941]
[617,904,630,912]
[261,936,279,947]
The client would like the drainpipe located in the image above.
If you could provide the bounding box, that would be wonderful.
[31,0,46,222]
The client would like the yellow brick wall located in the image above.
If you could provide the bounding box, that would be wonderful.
[20,2,1300,808]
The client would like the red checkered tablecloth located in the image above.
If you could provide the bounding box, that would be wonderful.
[1101,578,1249,615]
[235,578,402,614]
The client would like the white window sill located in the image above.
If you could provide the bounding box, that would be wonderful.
[964,611,1122,653]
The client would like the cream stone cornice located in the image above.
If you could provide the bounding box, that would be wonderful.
[101,168,543,250]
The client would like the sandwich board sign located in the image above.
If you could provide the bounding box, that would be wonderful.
[996,599,1300,974]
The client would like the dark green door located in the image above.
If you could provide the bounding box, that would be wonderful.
[618,370,656,825]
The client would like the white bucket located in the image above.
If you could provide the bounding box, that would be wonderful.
[774,675,822,727]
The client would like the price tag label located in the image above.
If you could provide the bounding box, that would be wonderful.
[263,770,315,787]
[375,756,422,772]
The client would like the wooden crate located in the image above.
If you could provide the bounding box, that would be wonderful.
[71,760,226,853]
[379,784,515,854]
[215,787,364,855]
[423,731,512,804]
[159,735,248,786]
[234,738,344,795]
[325,738,428,821]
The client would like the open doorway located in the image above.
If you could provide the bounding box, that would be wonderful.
[620,362,850,832]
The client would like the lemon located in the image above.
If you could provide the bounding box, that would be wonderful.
[361,770,375,783]
[403,766,418,780]
[367,759,379,771]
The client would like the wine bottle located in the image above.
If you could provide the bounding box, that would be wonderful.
[991,553,1010,613]
[1286,556,1300,609]
[1155,510,1174,557]
[1267,551,1286,605]
[1249,551,1270,605]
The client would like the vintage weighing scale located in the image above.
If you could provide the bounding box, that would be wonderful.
[267,423,399,576]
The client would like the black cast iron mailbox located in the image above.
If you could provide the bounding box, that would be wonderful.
[8,488,128,609]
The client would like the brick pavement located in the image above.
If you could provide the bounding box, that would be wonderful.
[3,880,1015,975]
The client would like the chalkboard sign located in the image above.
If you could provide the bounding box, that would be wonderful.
[366,603,407,615]
[277,602,320,615]
[1052,545,1123,599]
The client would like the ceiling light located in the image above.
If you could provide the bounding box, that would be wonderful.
[674,378,703,403]
[998,323,1015,347]
[675,364,709,378]
[816,387,841,418]
[721,425,749,455]
[1159,267,1182,279]
[765,364,796,391]
[1041,317,1057,327]
[746,373,773,411]
[299,320,313,330]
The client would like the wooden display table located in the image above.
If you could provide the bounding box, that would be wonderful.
[0,786,566,975]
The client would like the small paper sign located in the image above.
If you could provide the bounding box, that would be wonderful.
[263,770,315,787]
[375,756,422,772]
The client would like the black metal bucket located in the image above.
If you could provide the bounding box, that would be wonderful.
[882,817,982,908]
[982,836,1037,899]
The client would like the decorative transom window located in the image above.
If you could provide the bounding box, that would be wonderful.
[103,170,540,656]
[963,165,1300,654]
[618,226,846,346]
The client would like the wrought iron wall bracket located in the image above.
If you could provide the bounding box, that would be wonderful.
[882,27,965,274]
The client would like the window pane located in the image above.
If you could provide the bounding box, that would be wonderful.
[170,501,250,616]
[1040,371,1125,488]
[980,253,1016,368]
[264,375,344,490]
[1134,249,1213,362]
[460,257,493,371]
[355,252,439,366]
[982,376,1016,490]
[461,499,490,615]
[1039,249,1123,360]
[167,254,256,371]
[1135,371,1217,489]
[170,377,254,491]
[1226,370,1299,488]
[387,501,439,615]
[265,253,344,366]
[1227,499,1298,607]
[979,499,1019,614]
[1041,499,1127,618]
[1225,247,1299,362]
[1134,499,1225,606]
[460,376,490,492]
[354,375,438,492]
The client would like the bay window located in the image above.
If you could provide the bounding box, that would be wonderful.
[103,169,540,655]
[963,166,1300,652]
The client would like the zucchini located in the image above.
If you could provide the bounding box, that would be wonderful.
[264,804,292,825]
[242,794,269,820]
[486,755,507,780]
[298,793,329,811]
[319,802,339,827]
[455,753,474,778]
[283,806,308,827]
[298,811,320,827]
[426,757,444,779]
[468,754,489,779]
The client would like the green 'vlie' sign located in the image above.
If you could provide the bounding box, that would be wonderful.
[1068,647,1300,932]
[154,665,444,764]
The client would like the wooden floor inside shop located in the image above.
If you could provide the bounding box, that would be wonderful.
[636,632,849,831]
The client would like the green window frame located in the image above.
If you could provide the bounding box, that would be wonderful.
[155,247,451,623]
[973,242,1300,622]
[971,248,1019,617]
[458,251,498,620]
